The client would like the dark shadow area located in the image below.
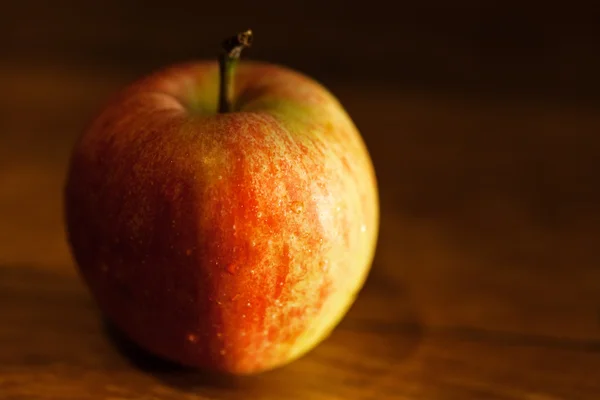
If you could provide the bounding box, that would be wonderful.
[103,319,251,391]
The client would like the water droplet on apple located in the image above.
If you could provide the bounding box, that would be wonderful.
[217,332,223,338]
[247,302,251,307]
[242,314,246,319]
[360,224,367,233]
[187,333,198,343]
[291,201,304,214]
[232,224,237,231]
[336,206,341,212]
[218,175,223,180]
[240,331,246,337]
[251,241,256,247]
[257,211,263,218]
[320,260,329,272]
[250,269,255,275]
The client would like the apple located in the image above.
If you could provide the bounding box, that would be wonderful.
[64,30,379,375]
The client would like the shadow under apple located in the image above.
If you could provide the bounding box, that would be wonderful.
[103,319,250,391]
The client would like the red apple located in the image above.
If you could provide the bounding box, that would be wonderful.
[65,31,379,374]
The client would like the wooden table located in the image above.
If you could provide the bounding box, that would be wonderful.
[1,58,600,399]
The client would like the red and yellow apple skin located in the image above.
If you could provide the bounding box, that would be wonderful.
[65,61,379,374]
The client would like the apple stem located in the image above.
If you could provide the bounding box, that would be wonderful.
[218,30,253,113]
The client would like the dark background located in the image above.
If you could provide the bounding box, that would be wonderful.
[2,1,600,399]
[4,1,600,100]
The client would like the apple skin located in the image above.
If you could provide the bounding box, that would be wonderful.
[64,60,379,375]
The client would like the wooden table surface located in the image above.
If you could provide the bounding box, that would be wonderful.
[2,51,600,400]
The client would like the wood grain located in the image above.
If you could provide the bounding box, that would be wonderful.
[2,5,600,397]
